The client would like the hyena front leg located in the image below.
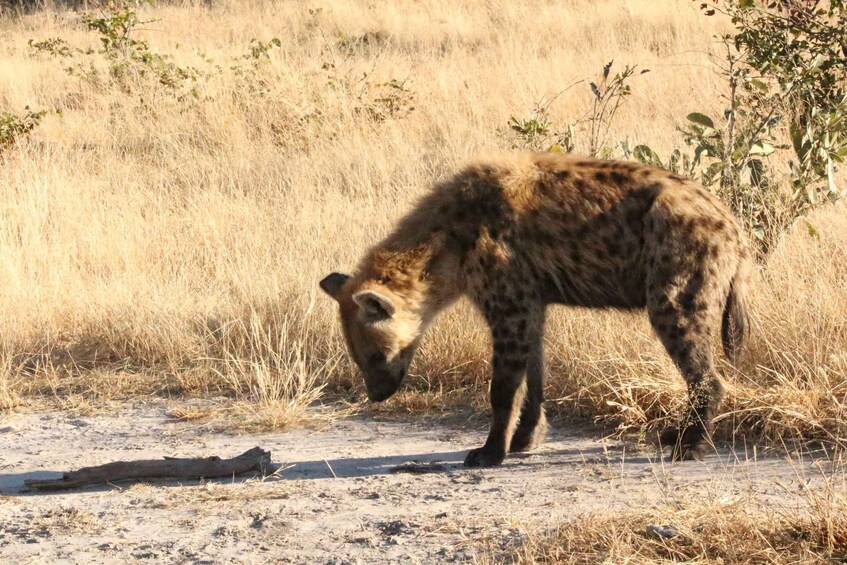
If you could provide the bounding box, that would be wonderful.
[464,302,544,467]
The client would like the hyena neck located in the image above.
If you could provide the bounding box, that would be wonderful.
[360,228,464,323]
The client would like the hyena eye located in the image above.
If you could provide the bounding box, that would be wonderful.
[369,352,386,366]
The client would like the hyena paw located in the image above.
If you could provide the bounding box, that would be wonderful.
[463,446,506,467]
[659,426,710,461]
[510,419,548,453]
[508,433,538,453]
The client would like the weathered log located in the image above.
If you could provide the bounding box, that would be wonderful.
[24,447,271,491]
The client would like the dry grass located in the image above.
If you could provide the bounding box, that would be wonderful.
[0,0,844,443]
[129,481,293,510]
[30,506,102,534]
[499,485,847,564]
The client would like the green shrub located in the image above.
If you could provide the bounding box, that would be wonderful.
[501,61,648,156]
[0,108,45,149]
[637,0,847,254]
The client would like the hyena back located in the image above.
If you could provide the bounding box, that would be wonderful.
[321,152,751,466]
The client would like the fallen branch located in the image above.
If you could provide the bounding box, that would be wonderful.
[24,447,271,491]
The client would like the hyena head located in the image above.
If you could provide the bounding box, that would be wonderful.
[319,272,423,402]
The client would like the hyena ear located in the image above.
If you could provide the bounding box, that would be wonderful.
[319,273,350,300]
[352,290,396,320]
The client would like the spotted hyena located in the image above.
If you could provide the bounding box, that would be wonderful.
[320,152,751,467]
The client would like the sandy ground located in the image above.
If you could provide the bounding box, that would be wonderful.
[0,402,835,564]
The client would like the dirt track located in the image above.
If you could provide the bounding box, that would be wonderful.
[0,402,832,563]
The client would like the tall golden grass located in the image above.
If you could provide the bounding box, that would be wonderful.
[0,0,844,443]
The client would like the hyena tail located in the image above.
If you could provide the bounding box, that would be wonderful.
[721,256,752,363]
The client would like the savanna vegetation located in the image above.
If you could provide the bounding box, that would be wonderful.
[2,1,846,562]
[0,0,844,449]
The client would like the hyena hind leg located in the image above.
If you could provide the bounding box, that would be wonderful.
[661,367,724,461]
[650,301,725,461]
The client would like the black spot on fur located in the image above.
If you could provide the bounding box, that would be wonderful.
[610,171,629,185]
[679,292,696,313]
[516,319,527,334]
[607,240,621,256]
[668,325,685,340]
[503,304,523,318]
[570,248,582,265]
[675,342,693,362]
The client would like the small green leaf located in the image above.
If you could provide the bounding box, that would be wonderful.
[749,142,775,156]
[703,162,724,185]
[790,123,811,163]
[548,144,564,153]
[693,145,708,165]
[633,144,660,166]
[804,221,820,240]
[590,82,601,99]
[687,112,715,128]
[749,79,768,94]
[748,158,766,186]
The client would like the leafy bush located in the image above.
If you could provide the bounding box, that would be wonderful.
[29,1,202,98]
[501,61,648,156]
[637,0,847,254]
[503,3,845,256]
[227,37,282,97]
[244,38,282,61]
[0,108,45,149]
[27,37,76,58]
[323,63,416,123]
[82,1,202,94]
[580,62,650,158]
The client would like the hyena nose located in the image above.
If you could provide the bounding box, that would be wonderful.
[368,390,392,402]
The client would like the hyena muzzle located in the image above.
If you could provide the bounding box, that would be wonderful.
[320,152,751,467]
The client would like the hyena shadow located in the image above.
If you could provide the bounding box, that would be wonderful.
[273,450,468,480]
[272,445,657,480]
